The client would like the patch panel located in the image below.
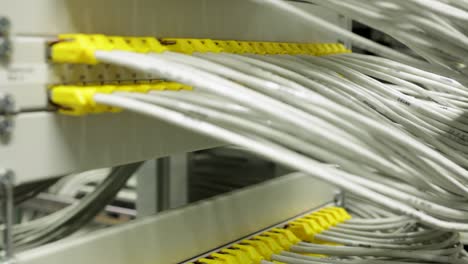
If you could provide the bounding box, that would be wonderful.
[191,207,350,264]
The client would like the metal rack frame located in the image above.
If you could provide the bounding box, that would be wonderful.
[0,0,349,185]
[15,173,336,264]
[0,1,350,262]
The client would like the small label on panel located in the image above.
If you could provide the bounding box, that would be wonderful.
[0,64,48,84]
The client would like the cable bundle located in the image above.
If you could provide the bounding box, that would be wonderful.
[65,47,468,231]
[260,0,468,85]
[0,162,141,251]
[0,178,59,205]
[274,198,467,264]
[50,168,136,203]
[192,199,468,264]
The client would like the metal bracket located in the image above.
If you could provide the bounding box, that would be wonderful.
[0,17,11,60]
[334,189,345,207]
[0,16,13,142]
[0,169,15,263]
[0,93,15,141]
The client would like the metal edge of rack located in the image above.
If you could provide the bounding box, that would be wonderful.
[0,111,223,185]
[15,173,336,264]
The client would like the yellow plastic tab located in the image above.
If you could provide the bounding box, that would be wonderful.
[191,207,351,264]
[262,231,293,250]
[108,36,132,51]
[250,42,269,55]
[241,240,274,260]
[52,34,101,64]
[161,38,222,54]
[271,228,300,244]
[212,41,235,53]
[304,214,330,230]
[295,218,324,233]
[51,34,168,64]
[125,37,168,53]
[211,253,238,264]
[50,85,120,115]
[237,41,256,54]
[227,41,244,53]
[297,43,315,55]
[280,43,302,54]
[231,244,264,263]
[321,207,348,222]
[151,81,192,91]
[314,211,339,226]
[269,43,288,54]
[261,42,281,54]
[50,82,192,115]
[312,43,351,56]
[287,222,315,242]
[253,236,284,253]
[329,207,352,221]
[221,249,254,264]
[198,258,223,264]
[51,33,350,64]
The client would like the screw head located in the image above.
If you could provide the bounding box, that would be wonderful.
[0,39,11,58]
[0,93,14,114]
[0,117,13,136]
[0,17,11,34]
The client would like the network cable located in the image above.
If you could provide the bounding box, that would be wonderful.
[44,32,468,234]
[81,48,468,231]
[90,91,467,231]
[192,197,467,263]
[123,91,468,223]
[256,0,468,84]
[0,162,141,252]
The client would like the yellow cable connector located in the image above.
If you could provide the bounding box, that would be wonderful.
[220,249,255,264]
[50,82,191,116]
[287,221,317,242]
[192,207,350,264]
[241,240,274,260]
[51,34,168,64]
[270,228,301,245]
[210,253,238,264]
[231,244,264,263]
[253,236,284,254]
[160,38,223,54]
[287,207,350,241]
[303,214,329,229]
[262,231,293,250]
[310,43,351,56]
[51,33,350,64]
[198,258,223,264]
[325,207,352,221]
[314,211,339,226]
[50,85,120,116]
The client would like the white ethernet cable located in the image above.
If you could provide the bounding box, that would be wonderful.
[93,91,468,239]
[92,50,468,230]
[192,52,468,194]
[207,187,465,263]
[284,197,467,263]
[128,91,468,222]
[254,0,468,84]
[245,52,468,171]
[66,49,468,260]
[0,163,141,251]
[304,55,468,161]
[92,92,458,231]
[162,51,468,199]
[253,0,421,65]
[398,0,468,22]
